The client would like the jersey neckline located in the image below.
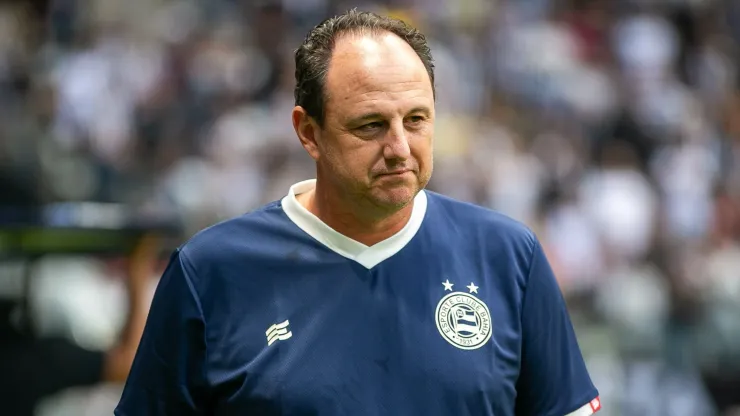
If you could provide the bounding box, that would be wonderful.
[281,179,428,269]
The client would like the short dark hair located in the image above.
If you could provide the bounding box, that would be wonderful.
[294,9,435,127]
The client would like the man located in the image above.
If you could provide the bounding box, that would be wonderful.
[116,10,600,416]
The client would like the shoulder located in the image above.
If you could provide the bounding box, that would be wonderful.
[176,200,292,274]
[162,201,309,323]
[424,191,537,251]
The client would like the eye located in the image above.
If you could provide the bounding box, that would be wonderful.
[405,115,427,129]
[358,122,383,132]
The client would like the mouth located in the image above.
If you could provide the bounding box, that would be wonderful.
[377,169,412,178]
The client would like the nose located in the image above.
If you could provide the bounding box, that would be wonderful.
[383,120,411,161]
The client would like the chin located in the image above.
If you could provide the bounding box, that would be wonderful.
[370,185,418,210]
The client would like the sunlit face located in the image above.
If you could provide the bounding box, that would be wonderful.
[297,32,435,212]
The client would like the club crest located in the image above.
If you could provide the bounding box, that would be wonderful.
[435,291,492,350]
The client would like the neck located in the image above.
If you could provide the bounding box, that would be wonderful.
[297,182,414,246]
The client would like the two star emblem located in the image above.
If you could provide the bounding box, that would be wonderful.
[442,279,478,294]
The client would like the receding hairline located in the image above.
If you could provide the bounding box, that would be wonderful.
[328,27,417,59]
[322,29,432,107]
[293,11,436,126]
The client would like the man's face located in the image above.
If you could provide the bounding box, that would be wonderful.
[308,32,435,211]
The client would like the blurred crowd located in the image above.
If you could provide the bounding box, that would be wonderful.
[1,0,740,414]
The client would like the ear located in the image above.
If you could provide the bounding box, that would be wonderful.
[292,106,321,161]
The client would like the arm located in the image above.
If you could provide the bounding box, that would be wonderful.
[103,234,159,383]
[114,248,210,415]
[514,238,600,416]
[0,235,161,413]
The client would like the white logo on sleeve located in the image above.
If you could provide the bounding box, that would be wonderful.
[266,320,292,346]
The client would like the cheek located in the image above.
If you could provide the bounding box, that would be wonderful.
[411,133,433,163]
[324,139,380,175]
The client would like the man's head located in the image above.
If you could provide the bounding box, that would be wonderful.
[292,10,435,215]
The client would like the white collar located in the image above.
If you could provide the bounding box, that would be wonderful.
[281,179,427,269]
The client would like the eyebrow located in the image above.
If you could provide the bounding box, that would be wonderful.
[348,107,431,125]
[349,113,384,125]
[407,107,432,117]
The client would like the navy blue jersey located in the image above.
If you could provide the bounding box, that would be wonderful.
[116,180,600,416]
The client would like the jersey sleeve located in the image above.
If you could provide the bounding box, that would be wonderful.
[115,249,210,415]
[514,238,600,416]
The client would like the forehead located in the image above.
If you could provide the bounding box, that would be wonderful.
[324,32,433,116]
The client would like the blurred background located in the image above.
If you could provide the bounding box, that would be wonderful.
[0,0,739,414]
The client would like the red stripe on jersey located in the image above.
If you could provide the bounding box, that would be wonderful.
[589,397,601,412]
